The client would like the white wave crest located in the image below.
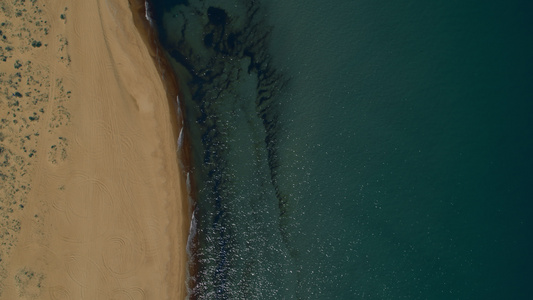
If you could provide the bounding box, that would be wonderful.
[178,127,184,150]
[144,1,154,26]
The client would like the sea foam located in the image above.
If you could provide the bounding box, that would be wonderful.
[144,1,154,26]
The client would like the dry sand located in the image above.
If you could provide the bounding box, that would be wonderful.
[0,0,189,299]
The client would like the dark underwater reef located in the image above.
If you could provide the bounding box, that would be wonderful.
[148,0,296,298]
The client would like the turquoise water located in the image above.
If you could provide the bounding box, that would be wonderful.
[148,0,533,298]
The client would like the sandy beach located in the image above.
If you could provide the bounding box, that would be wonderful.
[0,0,189,299]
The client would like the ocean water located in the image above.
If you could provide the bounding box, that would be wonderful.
[147,0,533,298]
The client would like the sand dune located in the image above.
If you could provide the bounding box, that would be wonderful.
[0,0,189,299]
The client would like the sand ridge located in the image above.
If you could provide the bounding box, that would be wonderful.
[0,0,189,299]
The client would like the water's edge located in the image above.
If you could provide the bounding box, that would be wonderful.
[127,0,198,297]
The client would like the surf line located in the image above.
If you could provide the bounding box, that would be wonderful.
[127,0,199,297]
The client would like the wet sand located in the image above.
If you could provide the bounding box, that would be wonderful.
[0,0,189,298]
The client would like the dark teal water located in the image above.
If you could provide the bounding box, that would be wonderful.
[148,0,533,298]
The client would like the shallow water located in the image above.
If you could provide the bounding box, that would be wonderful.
[148,0,533,298]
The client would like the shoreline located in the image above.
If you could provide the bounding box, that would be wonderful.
[128,0,198,297]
